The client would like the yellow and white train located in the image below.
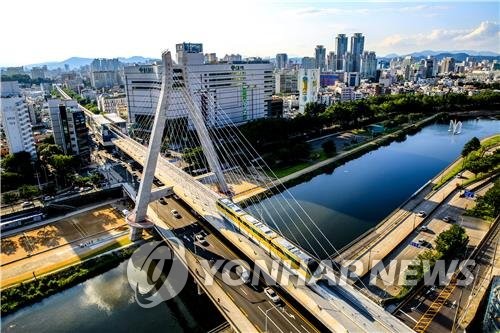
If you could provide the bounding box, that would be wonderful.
[216,198,320,280]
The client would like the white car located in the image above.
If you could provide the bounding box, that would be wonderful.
[170,209,181,219]
[21,201,34,208]
[416,210,427,217]
[264,287,280,303]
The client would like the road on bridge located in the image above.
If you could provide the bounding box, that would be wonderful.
[150,195,320,333]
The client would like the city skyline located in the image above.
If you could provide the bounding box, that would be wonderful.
[1,0,499,67]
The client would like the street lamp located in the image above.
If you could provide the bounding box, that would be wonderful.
[368,249,379,272]
[265,304,280,332]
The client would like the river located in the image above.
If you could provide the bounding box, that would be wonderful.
[2,118,498,332]
[247,118,499,257]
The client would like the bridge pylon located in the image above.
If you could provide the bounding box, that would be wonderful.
[127,51,229,240]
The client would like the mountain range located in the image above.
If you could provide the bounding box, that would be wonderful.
[21,56,159,70]
[381,50,499,61]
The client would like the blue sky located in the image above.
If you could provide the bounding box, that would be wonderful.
[1,0,499,66]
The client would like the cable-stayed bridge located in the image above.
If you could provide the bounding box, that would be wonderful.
[56,52,412,332]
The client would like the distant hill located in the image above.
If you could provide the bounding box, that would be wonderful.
[22,56,158,70]
[380,50,500,62]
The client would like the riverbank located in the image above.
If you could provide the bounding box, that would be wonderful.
[333,134,499,269]
[1,241,141,315]
[237,113,440,206]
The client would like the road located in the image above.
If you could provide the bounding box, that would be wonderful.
[391,187,499,333]
[150,196,320,333]
[364,180,493,299]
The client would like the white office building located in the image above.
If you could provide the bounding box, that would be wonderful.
[298,69,320,112]
[48,99,90,159]
[124,43,274,130]
[0,81,36,158]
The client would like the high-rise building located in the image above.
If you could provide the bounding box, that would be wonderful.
[222,54,243,62]
[90,58,123,89]
[315,45,326,72]
[30,66,47,80]
[424,56,437,78]
[176,42,204,64]
[124,42,274,129]
[360,51,377,79]
[274,69,298,94]
[48,99,90,160]
[402,56,413,81]
[298,69,320,112]
[440,57,456,73]
[327,52,336,72]
[334,34,348,71]
[342,52,354,73]
[0,81,36,159]
[350,33,365,72]
[301,57,316,70]
[276,53,288,69]
[204,53,217,64]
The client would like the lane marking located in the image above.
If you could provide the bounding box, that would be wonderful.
[240,287,248,295]
[264,301,302,333]
[258,306,285,333]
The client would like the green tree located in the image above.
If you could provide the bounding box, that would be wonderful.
[49,154,75,171]
[435,224,469,259]
[2,192,18,204]
[18,185,40,200]
[461,137,481,157]
[321,140,336,156]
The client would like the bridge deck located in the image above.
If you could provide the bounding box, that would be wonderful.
[114,138,413,333]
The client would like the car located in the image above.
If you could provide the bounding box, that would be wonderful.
[264,287,280,303]
[158,197,167,205]
[442,216,456,223]
[235,265,251,284]
[419,225,431,232]
[173,194,180,200]
[21,201,34,208]
[417,238,433,248]
[80,186,92,192]
[170,209,181,218]
[43,195,54,201]
[416,210,427,217]
[195,234,208,246]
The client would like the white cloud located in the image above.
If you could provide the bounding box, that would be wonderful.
[380,21,500,53]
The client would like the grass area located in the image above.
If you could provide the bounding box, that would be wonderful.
[267,114,438,180]
[268,151,329,179]
[433,134,500,190]
[1,242,139,315]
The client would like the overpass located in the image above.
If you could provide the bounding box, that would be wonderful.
[58,52,413,332]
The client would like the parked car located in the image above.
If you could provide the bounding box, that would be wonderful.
[416,210,427,217]
[173,194,180,200]
[417,238,433,248]
[21,201,34,208]
[264,287,280,303]
[170,209,181,219]
[158,197,167,205]
[195,233,208,246]
[418,225,431,232]
[442,216,456,223]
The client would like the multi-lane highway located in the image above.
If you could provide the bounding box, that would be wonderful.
[150,196,320,333]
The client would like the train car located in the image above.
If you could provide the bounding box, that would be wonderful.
[216,198,320,280]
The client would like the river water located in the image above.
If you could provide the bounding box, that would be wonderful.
[2,118,498,332]
[247,118,499,257]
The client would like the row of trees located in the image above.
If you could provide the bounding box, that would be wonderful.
[238,90,499,168]
[1,74,53,86]
[467,180,500,220]
[54,87,100,114]
[240,90,500,153]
